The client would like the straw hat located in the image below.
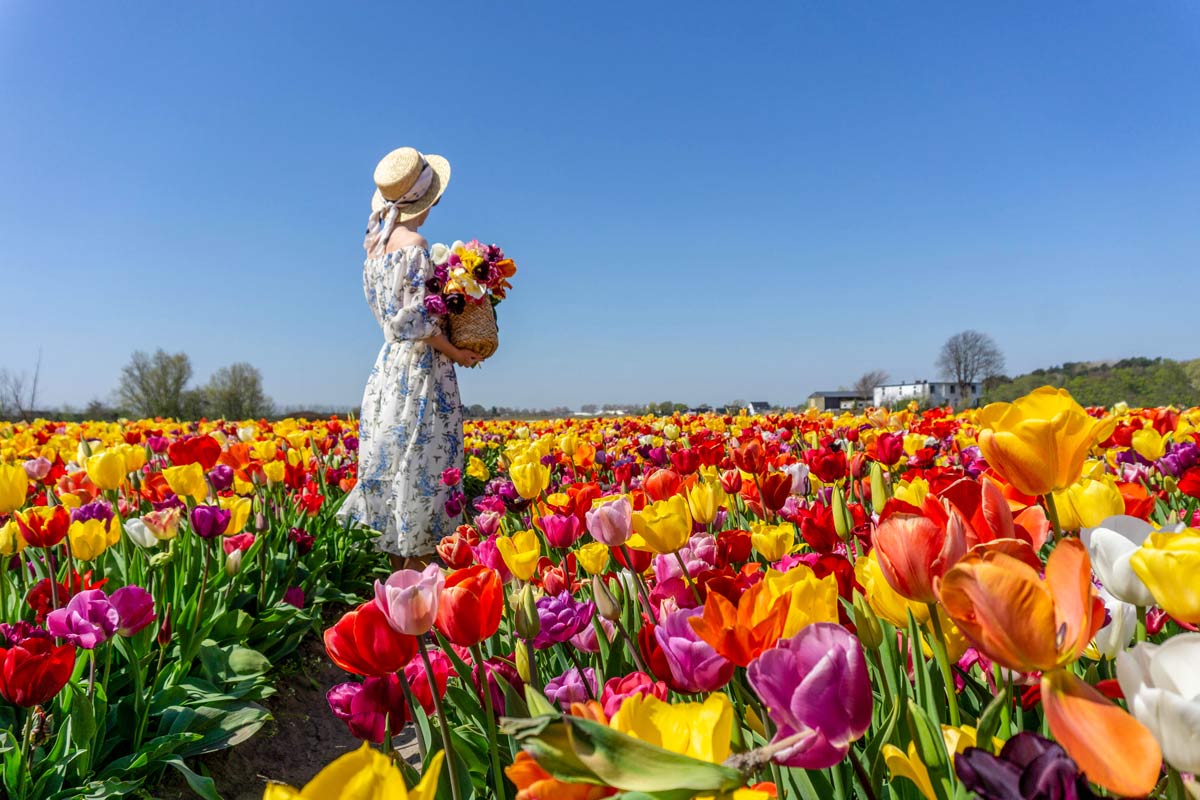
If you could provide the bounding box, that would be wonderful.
[370,147,451,221]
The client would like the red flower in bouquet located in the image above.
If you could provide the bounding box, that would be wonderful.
[324,601,417,677]
[0,635,76,707]
[435,566,503,647]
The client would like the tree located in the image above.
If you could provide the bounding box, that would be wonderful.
[117,349,193,418]
[0,351,43,421]
[936,331,1005,406]
[853,369,889,398]
[205,362,273,420]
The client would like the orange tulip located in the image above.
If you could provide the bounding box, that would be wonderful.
[688,578,789,667]
[505,752,613,800]
[938,538,1162,796]
[873,497,967,604]
[937,538,1101,673]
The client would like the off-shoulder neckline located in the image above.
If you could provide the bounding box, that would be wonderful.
[366,245,430,263]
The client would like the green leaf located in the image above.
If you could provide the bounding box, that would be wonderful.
[522,687,560,718]
[163,756,221,800]
[974,687,1009,754]
[906,701,955,800]
[866,691,904,785]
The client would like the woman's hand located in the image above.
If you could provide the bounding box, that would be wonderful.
[451,347,484,368]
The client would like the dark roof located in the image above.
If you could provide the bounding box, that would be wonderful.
[808,391,869,398]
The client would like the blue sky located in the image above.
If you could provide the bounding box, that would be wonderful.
[2,2,1198,411]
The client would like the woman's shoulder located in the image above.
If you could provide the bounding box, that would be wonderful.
[386,229,428,254]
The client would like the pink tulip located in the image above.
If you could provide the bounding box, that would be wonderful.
[373,564,444,635]
[747,622,872,769]
[46,589,118,650]
[654,606,734,693]
[585,496,633,547]
[541,513,584,549]
[109,586,157,637]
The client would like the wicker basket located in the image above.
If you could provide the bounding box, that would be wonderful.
[449,301,499,359]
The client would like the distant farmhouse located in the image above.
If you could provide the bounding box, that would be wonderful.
[806,391,870,412]
[874,380,981,409]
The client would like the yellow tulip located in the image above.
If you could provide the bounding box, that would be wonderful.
[884,725,988,800]
[630,495,693,554]
[69,519,114,561]
[219,496,253,535]
[509,458,551,500]
[977,387,1115,497]
[163,463,208,503]
[263,460,286,485]
[263,744,443,800]
[1130,529,1200,622]
[853,549,930,627]
[576,541,610,575]
[496,529,541,582]
[251,440,277,461]
[466,455,490,482]
[120,444,147,474]
[0,520,27,556]
[686,480,726,526]
[609,693,734,764]
[749,522,794,562]
[86,451,127,492]
[0,463,29,514]
[893,477,929,508]
[1131,428,1167,462]
[1051,475,1124,531]
[760,566,839,637]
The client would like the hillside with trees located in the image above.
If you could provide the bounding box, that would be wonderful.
[983,357,1200,408]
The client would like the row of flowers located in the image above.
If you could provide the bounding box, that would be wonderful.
[318,388,1199,800]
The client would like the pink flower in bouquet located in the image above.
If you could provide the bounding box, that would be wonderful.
[374,564,444,635]
[747,622,872,769]
[600,671,668,719]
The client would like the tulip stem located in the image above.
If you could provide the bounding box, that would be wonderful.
[621,545,657,623]
[566,648,596,701]
[847,746,880,800]
[1136,605,1147,643]
[925,603,961,726]
[395,670,427,762]
[418,637,463,800]
[672,551,704,605]
[1043,493,1063,540]
[471,643,508,800]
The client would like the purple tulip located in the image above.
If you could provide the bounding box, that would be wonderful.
[207,465,235,492]
[190,505,231,539]
[0,621,51,647]
[747,622,872,769]
[654,607,734,693]
[46,589,119,650]
[71,500,114,525]
[652,534,717,583]
[424,295,448,316]
[956,732,1097,800]
[283,586,305,608]
[109,586,157,637]
[532,592,594,650]
[544,666,597,710]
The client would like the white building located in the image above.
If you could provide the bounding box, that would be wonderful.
[873,380,981,409]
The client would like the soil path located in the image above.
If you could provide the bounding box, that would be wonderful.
[157,636,420,799]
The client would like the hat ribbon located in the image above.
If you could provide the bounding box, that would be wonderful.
[363,159,434,256]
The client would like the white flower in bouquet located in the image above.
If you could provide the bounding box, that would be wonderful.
[430,242,450,265]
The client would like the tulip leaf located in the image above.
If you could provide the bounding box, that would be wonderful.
[974,687,1009,754]
[905,701,955,800]
[562,715,744,793]
[866,691,904,786]
[162,756,220,800]
[523,687,561,718]
[501,714,605,786]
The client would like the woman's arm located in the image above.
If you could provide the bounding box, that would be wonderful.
[428,332,483,368]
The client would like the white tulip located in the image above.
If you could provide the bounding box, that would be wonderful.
[123,518,158,549]
[237,425,257,442]
[784,462,810,494]
[1091,586,1136,659]
[429,242,450,265]
[1117,633,1200,773]
[1081,515,1173,606]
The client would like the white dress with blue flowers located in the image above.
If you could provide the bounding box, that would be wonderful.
[338,246,463,557]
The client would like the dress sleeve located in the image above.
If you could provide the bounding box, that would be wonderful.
[387,249,441,342]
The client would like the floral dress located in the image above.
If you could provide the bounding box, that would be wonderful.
[338,246,463,557]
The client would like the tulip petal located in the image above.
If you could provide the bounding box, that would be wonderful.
[1041,669,1162,797]
[1043,539,1104,664]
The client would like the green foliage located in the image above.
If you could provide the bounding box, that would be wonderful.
[982,357,1200,407]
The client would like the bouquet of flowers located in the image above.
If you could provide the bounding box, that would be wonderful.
[425,240,516,315]
[425,240,517,359]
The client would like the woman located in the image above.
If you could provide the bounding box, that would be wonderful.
[339,147,482,570]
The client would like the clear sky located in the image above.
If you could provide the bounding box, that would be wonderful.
[2,2,1198,412]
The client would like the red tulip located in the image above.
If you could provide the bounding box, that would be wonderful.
[643,469,682,502]
[15,506,71,548]
[167,435,222,470]
[0,636,76,707]
[435,566,503,647]
[873,432,904,466]
[806,446,847,484]
[759,472,792,513]
[324,601,417,677]
[734,441,767,475]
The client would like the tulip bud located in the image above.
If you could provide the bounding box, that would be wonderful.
[832,486,852,541]
[254,511,268,532]
[157,604,173,647]
[592,574,622,621]
[148,549,175,570]
[515,641,532,683]
[515,584,541,640]
[869,463,888,516]
[225,550,243,576]
[852,593,883,650]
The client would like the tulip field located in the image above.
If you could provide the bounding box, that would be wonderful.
[1,387,1199,800]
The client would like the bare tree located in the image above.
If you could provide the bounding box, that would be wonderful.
[117,349,193,418]
[205,362,274,420]
[853,369,890,397]
[936,331,1005,404]
[0,350,43,421]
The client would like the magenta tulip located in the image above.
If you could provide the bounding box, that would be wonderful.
[747,622,872,768]
[46,589,118,650]
[541,513,584,549]
[654,606,734,693]
[109,586,157,637]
